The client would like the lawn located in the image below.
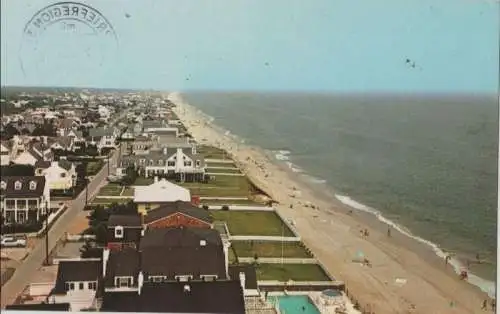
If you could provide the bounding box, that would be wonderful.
[97,183,123,196]
[132,177,154,186]
[91,197,130,205]
[86,161,104,175]
[121,187,134,196]
[206,168,242,174]
[255,264,331,282]
[231,241,313,258]
[198,145,229,159]
[179,175,255,197]
[210,210,294,236]
[206,162,237,168]
[201,199,266,206]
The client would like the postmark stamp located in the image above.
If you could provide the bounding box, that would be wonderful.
[19,1,119,81]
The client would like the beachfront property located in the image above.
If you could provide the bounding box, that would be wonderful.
[0,176,50,224]
[133,178,193,214]
[119,146,207,182]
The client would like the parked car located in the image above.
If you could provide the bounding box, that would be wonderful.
[0,235,27,248]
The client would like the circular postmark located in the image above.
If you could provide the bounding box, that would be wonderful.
[19,1,119,82]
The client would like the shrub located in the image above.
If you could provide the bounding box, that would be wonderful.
[222,205,230,211]
[202,205,209,210]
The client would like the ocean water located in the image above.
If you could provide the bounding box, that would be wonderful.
[182,92,498,294]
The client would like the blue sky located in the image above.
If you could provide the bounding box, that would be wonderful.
[1,0,498,93]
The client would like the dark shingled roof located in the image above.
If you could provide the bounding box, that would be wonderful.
[140,227,226,279]
[53,260,102,294]
[229,264,258,290]
[5,303,71,311]
[0,176,46,198]
[58,159,73,171]
[108,214,142,227]
[34,159,51,169]
[105,247,140,288]
[101,281,245,313]
[144,201,212,225]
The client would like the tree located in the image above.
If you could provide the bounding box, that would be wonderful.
[121,165,137,186]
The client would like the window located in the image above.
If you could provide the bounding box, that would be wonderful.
[0,181,5,189]
[158,160,163,166]
[175,275,193,282]
[65,283,70,291]
[115,277,132,287]
[29,181,37,190]
[14,181,22,190]
[70,283,75,290]
[196,160,201,167]
[28,199,37,208]
[184,161,192,167]
[88,282,97,290]
[149,159,154,166]
[201,275,218,281]
[36,169,43,175]
[167,161,175,167]
[79,282,84,290]
[115,226,124,239]
[6,200,15,207]
[60,173,66,178]
[149,276,165,283]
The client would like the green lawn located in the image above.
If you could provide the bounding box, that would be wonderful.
[206,168,242,174]
[132,177,154,186]
[201,199,265,206]
[255,264,331,282]
[198,145,229,159]
[91,197,130,205]
[86,161,104,175]
[206,162,237,168]
[210,210,294,236]
[179,175,255,197]
[97,183,123,196]
[121,187,134,196]
[231,241,313,258]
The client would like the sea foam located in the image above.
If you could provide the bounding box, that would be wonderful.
[334,194,496,298]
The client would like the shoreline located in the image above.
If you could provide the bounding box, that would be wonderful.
[169,92,493,314]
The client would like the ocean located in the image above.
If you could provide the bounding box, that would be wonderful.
[181,92,498,294]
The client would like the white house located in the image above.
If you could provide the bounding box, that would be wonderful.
[87,127,119,152]
[0,176,50,224]
[48,259,101,311]
[36,159,77,192]
[134,177,191,215]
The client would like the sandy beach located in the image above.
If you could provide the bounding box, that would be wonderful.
[168,92,492,314]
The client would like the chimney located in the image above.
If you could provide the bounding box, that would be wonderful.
[138,271,144,295]
[239,272,246,292]
[102,248,110,276]
[183,285,190,293]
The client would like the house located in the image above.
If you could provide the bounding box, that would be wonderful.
[47,259,101,311]
[49,136,75,152]
[120,147,206,182]
[133,178,191,215]
[11,140,53,166]
[1,141,10,166]
[5,303,71,311]
[139,227,228,281]
[101,281,245,313]
[0,176,50,224]
[87,127,119,152]
[35,159,77,193]
[103,247,141,292]
[143,201,213,229]
[107,214,143,251]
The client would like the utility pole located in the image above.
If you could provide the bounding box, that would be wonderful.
[44,201,49,266]
[85,162,89,207]
[281,224,284,265]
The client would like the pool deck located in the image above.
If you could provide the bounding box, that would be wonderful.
[267,291,361,314]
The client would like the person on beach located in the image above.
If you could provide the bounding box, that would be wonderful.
[387,227,392,237]
[445,255,451,265]
[481,299,488,310]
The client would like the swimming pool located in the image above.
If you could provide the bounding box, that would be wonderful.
[269,295,321,314]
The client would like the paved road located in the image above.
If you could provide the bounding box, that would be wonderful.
[0,112,128,308]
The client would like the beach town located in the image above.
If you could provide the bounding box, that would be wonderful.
[0,89,495,313]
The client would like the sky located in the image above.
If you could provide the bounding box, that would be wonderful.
[1,0,499,93]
